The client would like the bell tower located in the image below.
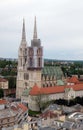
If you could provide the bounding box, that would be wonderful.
[16,17,44,99]
[28,17,44,88]
[16,19,28,98]
[28,16,43,69]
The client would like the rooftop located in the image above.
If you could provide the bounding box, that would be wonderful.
[67,76,79,84]
[29,83,83,96]
[42,66,63,79]
[0,99,7,105]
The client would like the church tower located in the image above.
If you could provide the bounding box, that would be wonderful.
[28,17,43,69]
[28,16,43,88]
[16,17,43,98]
[16,19,28,98]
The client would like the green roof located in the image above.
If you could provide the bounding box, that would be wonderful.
[42,66,63,79]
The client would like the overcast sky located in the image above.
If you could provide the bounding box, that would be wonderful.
[0,0,83,60]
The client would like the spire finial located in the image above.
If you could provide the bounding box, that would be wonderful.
[33,16,37,39]
[22,18,26,41]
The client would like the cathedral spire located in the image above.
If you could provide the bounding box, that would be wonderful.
[33,16,37,39]
[22,18,26,42]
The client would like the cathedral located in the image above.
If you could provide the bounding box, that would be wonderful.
[16,17,63,99]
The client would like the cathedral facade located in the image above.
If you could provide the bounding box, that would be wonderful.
[16,17,63,99]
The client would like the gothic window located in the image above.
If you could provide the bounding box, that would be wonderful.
[37,49,39,55]
[30,57,33,67]
[49,76,50,81]
[29,48,33,56]
[37,48,42,56]
[20,58,22,66]
[54,83,56,86]
[50,83,52,87]
[43,84,45,87]
[38,58,41,67]
[25,57,27,63]
[25,48,27,55]
[46,83,48,87]
[45,76,47,81]
[24,73,29,80]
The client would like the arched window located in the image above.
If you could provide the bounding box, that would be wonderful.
[50,83,52,87]
[46,83,48,87]
[43,84,45,87]
[38,58,41,67]
[20,58,22,66]
[24,73,29,80]
[30,57,33,67]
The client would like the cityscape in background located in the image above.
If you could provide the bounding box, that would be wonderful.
[0,17,83,130]
[0,0,83,129]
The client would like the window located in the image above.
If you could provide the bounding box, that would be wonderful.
[20,58,22,66]
[25,48,27,55]
[25,57,27,63]
[24,73,29,80]
[38,58,41,67]
[30,57,33,67]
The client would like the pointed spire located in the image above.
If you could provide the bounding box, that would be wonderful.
[33,16,37,39]
[22,18,26,41]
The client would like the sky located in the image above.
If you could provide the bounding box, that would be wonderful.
[0,0,83,60]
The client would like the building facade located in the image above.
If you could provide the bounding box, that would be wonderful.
[0,100,28,129]
[16,17,63,98]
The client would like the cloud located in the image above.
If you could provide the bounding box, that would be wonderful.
[0,0,83,60]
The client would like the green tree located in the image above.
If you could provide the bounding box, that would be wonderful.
[0,88,4,98]
[6,77,16,89]
[35,93,49,112]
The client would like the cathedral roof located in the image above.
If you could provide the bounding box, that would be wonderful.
[29,84,40,95]
[42,66,63,79]
[67,76,79,84]
[30,85,65,96]
[30,84,83,96]
[0,99,7,105]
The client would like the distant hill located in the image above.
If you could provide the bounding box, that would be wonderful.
[0,57,83,63]
[44,58,83,63]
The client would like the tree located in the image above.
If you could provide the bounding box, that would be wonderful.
[6,77,16,89]
[35,93,49,112]
[0,88,4,98]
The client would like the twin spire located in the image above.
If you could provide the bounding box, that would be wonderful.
[22,18,26,41]
[33,16,37,39]
[21,16,38,42]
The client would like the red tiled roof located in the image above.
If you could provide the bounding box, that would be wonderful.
[67,76,79,84]
[66,84,83,91]
[18,103,28,112]
[41,110,57,118]
[29,84,40,95]
[0,99,7,104]
[30,84,83,96]
[29,84,65,95]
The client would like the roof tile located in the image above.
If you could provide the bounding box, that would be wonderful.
[30,84,83,96]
